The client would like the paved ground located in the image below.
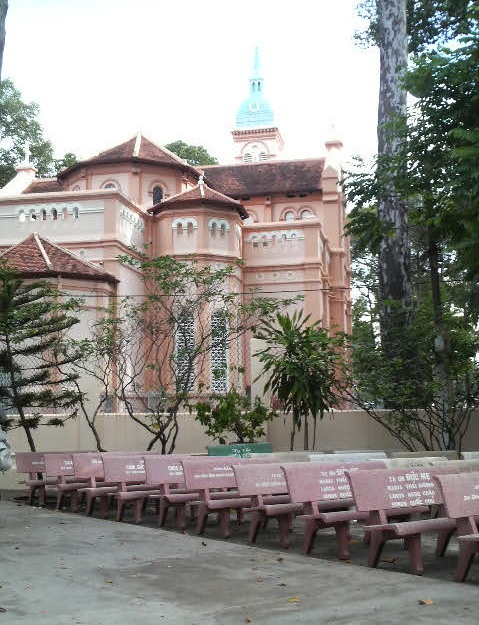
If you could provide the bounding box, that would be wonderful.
[1,490,479,624]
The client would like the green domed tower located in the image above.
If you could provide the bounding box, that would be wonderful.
[232,48,284,163]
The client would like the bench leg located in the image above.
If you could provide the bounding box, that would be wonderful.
[436,528,455,557]
[278,515,290,549]
[100,495,110,519]
[334,521,351,560]
[176,504,186,531]
[219,509,231,539]
[196,506,208,535]
[116,499,125,522]
[56,491,65,511]
[86,494,95,516]
[405,534,424,575]
[133,499,143,524]
[303,519,319,555]
[456,543,477,582]
[367,531,386,568]
[70,491,79,513]
[158,499,169,527]
[248,510,263,544]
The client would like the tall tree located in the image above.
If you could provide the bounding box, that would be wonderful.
[0,0,7,82]
[0,264,83,451]
[376,0,412,351]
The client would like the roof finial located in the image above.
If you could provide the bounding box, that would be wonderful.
[198,174,205,198]
[22,141,31,165]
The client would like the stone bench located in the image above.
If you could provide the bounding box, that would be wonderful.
[346,465,460,575]
[433,471,479,582]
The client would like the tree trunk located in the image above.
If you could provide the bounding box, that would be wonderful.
[376,0,413,348]
[0,0,7,82]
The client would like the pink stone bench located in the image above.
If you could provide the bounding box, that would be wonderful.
[101,455,162,523]
[143,454,199,530]
[433,471,479,581]
[43,453,89,512]
[281,460,387,558]
[346,465,459,575]
[181,457,272,538]
[233,462,301,548]
[15,451,81,506]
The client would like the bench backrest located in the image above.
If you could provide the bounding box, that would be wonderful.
[433,471,479,524]
[389,450,459,460]
[44,453,74,477]
[347,465,460,514]
[233,463,287,497]
[460,451,479,460]
[282,461,387,508]
[181,457,272,493]
[143,455,189,486]
[309,452,387,463]
[72,453,105,480]
[384,457,449,469]
[250,451,312,463]
[15,451,47,474]
[102,455,146,485]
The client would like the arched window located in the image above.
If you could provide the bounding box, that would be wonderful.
[19,210,25,222]
[52,209,58,221]
[187,222,194,236]
[284,211,295,221]
[72,185,80,192]
[243,153,252,163]
[41,209,47,221]
[211,222,217,238]
[103,183,116,189]
[152,186,163,204]
[175,312,195,391]
[252,236,259,249]
[73,207,79,219]
[259,152,267,161]
[262,235,268,247]
[301,209,312,220]
[62,208,68,220]
[220,223,226,237]
[29,210,36,221]
[177,223,183,236]
[210,311,228,393]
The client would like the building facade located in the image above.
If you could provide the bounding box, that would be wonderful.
[0,51,350,398]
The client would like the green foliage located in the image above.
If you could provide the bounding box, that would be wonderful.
[355,0,473,52]
[0,263,83,450]
[0,79,78,187]
[254,311,346,450]
[76,250,294,453]
[0,79,54,187]
[194,388,274,444]
[164,140,219,166]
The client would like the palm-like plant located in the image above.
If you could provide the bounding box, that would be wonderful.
[254,311,346,450]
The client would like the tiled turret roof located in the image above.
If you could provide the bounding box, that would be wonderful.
[0,234,118,283]
[149,179,248,218]
[57,134,202,181]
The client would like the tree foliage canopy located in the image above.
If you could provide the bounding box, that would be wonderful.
[164,140,219,166]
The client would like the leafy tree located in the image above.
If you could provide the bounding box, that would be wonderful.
[164,140,218,166]
[74,251,293,453]
[254,311,346,450]
[345,9,479,451]
[0,263,83,451]
[0,0,7,81]
[194,388,274,445]
[0,79,77,187]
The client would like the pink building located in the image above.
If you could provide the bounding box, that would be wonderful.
[0,52,350,398]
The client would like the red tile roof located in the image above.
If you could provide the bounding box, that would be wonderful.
[58,134,201,180]
[203,158,325,198]
[149,182,248,218]
[0,234,118,284]
[23,179,63,194]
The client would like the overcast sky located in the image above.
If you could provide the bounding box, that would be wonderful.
[2,0,379,165]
